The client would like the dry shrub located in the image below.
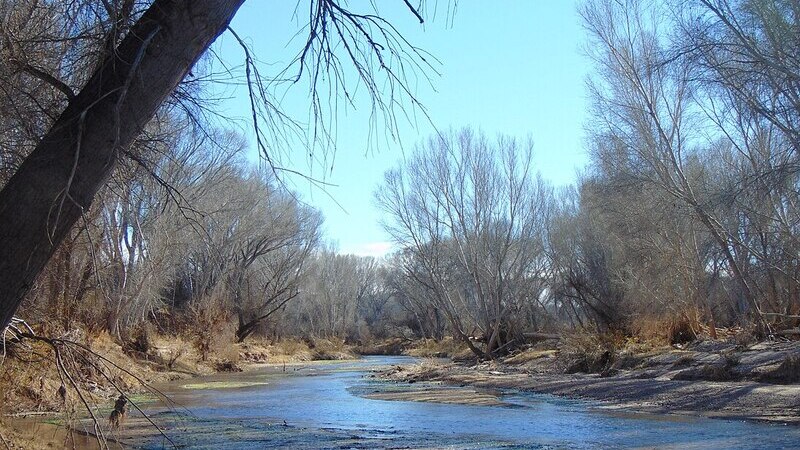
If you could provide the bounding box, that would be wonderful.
[123,323,152,357]
[188,295,235,362]
[632,310,700,346]
[732,325,760,346]
[562,331,626,374]
[238,340,271,363]
[165,345,186,370]
[214,360,243,372]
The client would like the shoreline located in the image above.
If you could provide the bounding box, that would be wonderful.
[6,337,800,448]
[373,341,800,426]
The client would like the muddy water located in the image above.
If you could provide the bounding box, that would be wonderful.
[134,356,800,449]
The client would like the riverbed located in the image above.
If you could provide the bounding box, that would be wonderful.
[125,356,800,449]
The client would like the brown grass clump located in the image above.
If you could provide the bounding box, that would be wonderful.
[631,311,700,346]
[561,331,626,375]
[672,353,740,382]
[672,363,738,382]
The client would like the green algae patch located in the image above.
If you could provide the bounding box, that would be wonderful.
[182,380,269,390]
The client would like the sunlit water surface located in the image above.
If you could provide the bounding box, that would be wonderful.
[139,356,800,449]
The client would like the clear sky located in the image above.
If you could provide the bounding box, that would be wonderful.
[210,1,591,257]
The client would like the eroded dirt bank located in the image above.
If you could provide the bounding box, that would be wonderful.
[374,340,800,424]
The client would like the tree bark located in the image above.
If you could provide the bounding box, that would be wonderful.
[0,0,245,330]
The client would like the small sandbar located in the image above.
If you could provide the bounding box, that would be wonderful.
[363,385,506,407]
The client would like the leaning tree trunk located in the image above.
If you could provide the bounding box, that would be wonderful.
[0,0,245,330]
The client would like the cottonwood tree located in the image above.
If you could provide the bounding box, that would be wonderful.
[681,0,800,153]
[386,250,448,339]
[355,263,398,340]
[377,129,552,358]
[548,184,626,331]
[581,0,775,331]
[275,251,390,341]
[227,175,322,342]
[680,0,800,327]
[0,0,435,331]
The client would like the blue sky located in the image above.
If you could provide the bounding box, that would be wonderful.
[211,1,591,257]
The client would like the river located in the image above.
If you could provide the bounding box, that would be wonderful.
[132,356,800,449]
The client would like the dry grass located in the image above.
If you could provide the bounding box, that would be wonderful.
[355,338,411,355]
[404,338,468,358]
[310,338,357,360]
[262,339,315,363]
[251,337,357,364]
[0,329,174,418]
[561,331,627,374]
[148,333,213,375]
[631,310,700,346]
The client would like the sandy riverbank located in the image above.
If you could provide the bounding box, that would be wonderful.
[374,339,800,424]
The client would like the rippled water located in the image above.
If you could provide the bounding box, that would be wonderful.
[138,356,800,449]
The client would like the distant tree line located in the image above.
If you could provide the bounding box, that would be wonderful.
[2,0,799,361]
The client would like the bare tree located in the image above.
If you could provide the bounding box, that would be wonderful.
[377,129,552,358]
[229,175,322,342]
[581,0,771,331]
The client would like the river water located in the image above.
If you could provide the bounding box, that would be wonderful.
[136,356,800,449]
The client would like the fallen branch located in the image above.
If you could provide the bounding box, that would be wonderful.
[774,329,800,336]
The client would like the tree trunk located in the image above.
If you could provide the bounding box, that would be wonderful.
[236,322,257,343]
[0,0,244,330]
